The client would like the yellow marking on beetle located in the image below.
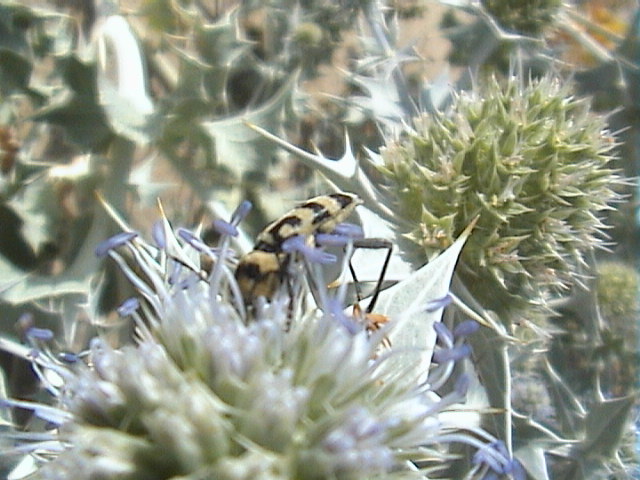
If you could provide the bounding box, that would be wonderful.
[254,193,361,252]
[235,192,362,304]
[234,250,287,305]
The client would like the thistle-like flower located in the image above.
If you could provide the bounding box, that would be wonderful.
[2,202,516,479]
[377,74,622,319]
[481,0,561,36]
[596,260,640,328]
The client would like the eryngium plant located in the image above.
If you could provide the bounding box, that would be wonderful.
[6,204,516,480]
[597,260,640,326]
[377,75,621,319]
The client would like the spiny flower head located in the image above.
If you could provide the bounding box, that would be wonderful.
[481,0,562,36]
[4,202,514,480]
[596,260,640,327]
[377,74,622,319]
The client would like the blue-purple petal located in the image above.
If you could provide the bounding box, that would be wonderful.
[454,373,470,395]
[95,231,138,258]
[425,293,452,312]
[472,442,505,473]
[281,235,337,264]
[453,320,480,338]
[433,344,471,364]
[504,459,526,480]
[58,351,80,364]
[305,248,337,264]
[177,228,209,253]
[326,298,359,335]
[231,200,252,224]
[281,235,305,253]
[152,221,166,248]
[213,219,239,237]
[117,297,140,317]
[315,233,351,247]
[332,222,364,238]
[26,327,54,341]
[433,322,454,344]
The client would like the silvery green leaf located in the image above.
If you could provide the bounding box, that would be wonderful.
[438,357,487,429]
[374,222,473,379]
[467,324,510,433]
[32,56,112,151]
[6,455,37,480]
[0,252,95,304]
[0,258,29,300]
[0,360,12,428]
[195,14,254,101]
[542,360,586,437]
[580,395,635,458]
[451,276,513,445]
[348,75,405,123]
[438,0,475,9]
[346,47,418,124]
[515,445,550,480]
[6,176,58,253]
[350,206,411,283]
[245,123,396,222]
[94,15,154,144]
[420,71,452,112]
[1,139,134,304]
[202,74,297,177]
[129,156,172,207]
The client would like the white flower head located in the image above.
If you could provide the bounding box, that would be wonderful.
[3,201,520,480]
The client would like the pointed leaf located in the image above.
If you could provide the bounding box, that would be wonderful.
[94,15,154,143]
[6,176,59,253]
[32,56,113,151]
[466,320,510,440]
[542,360,586,437]
[129,156,172,207]
[0,256,30,298]
[202,74,296,176]
[245,123,396,222]
[6,455,38,480]
[348,74,404,122]
[349,206,411,283]
[581,395,635,458]
[420,71,452,112]
[0,3,37,53]
[514,445,550,480]
[195,11,252,67]
[0,359,12,427]
[373,222,473,378]
[0,139,135,303]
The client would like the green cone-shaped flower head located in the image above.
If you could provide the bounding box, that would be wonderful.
[378,75,621,319]
[597,261,640,326]
[481,0,561,36]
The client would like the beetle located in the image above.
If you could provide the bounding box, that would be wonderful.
[234,192,362,304]
[234,192,394,348]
